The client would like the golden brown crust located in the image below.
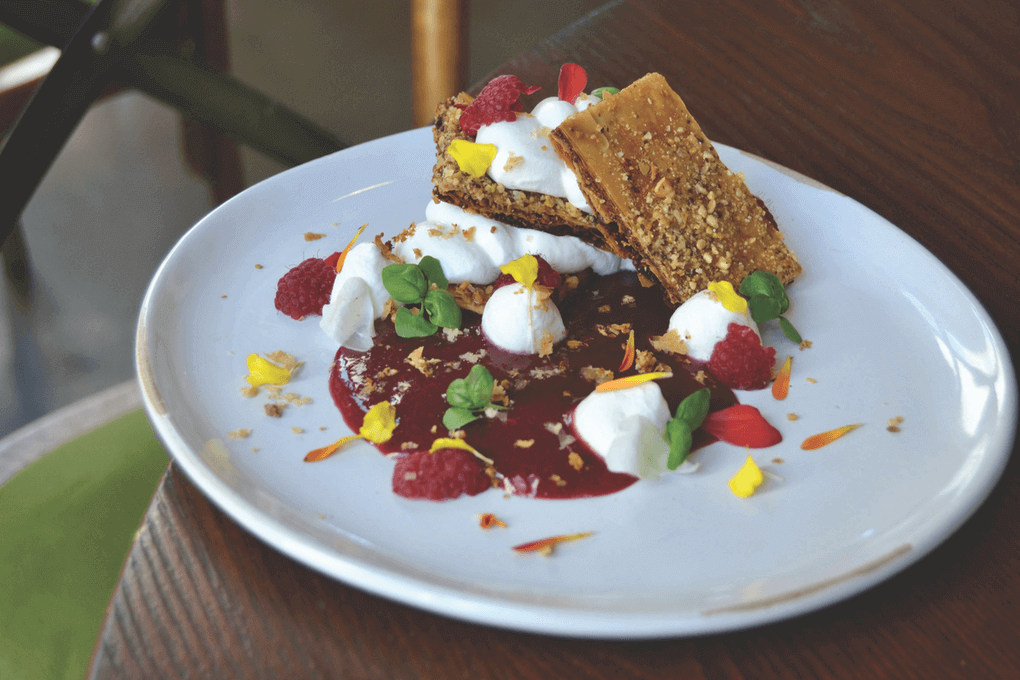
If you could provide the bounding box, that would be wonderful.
[431,95,626,257]
[550,73,801,305]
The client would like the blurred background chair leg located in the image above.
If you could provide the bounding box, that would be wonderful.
[1,220,33,309]
[411,0,469,127]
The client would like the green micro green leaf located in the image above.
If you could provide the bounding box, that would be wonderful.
[446,364,495,411]
[423,289,461,329]
[591,86,620,99]
[747,294,782,324]
[394,306,437,338]
[382,263,428,304]
[442,407,479,431]
[445,378,474,410]
[417,255,449,290]
[464,364,495,408]
[675,388,711,429]
[739,270,783,301]
[778,316,802,344]
[666,419,693,471]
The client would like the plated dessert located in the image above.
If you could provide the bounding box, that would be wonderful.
[263,66,816,504]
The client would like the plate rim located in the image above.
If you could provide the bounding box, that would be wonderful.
[135,127,1018,638]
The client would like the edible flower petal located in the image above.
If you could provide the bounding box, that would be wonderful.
[557,63,587,103]
[801,423,862,450]
[595,371,672,393]
[430,437,494,465]
[360,401,397,444]
[618,330,635,371]
[448,139,498,178]
[304,434,361,462]
[702,405,782,448]
[772,355,793,400]
[245,353,292,387]
[478,513,507,529]
[333,222,368,273]
[512,531,594,555]
[499,253,539,288]
[728,454,764,498]
[708,280,748,314]
[304,401,398,462]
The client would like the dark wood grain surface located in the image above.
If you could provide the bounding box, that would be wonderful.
[90,1,1020,677]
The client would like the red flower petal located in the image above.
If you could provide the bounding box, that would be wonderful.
[557,63,587,103]
[703,405,782,448]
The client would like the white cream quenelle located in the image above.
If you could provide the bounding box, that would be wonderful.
[475,94,601,213]
[480,282,566,355]
[319,201,630,351]
[667,289,761,362]
[572,382,673,479]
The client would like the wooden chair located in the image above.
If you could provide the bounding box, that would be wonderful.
[0,0,345,306]
[0,0,345,249]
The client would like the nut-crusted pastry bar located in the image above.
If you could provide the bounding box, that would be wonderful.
[550,72,801,305]
[431,93,624,257]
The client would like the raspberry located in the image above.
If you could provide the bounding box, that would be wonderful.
[274,257,336,320]
[707,323,776,390]
[492,254,562,291]
[392,448,491,501]
[458,75,541,136]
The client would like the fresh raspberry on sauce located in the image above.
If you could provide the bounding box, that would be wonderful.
[392,448,491,501]
[458,75,541,136]
[707,323,777,390]
[274,257,336,320]
[492,254,562,290]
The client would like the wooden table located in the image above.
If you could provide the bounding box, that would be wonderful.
[88,1,1020,677]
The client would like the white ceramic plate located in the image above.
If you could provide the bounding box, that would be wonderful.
[137,128,1017,638]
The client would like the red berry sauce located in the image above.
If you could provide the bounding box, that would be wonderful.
[329,271,738,500]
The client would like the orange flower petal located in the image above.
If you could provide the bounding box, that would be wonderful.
[512,531,594,555]
[595,371,672,393]
[801,423,862,450]
[618,330,635,372]
[304,433,363,462]
[772,355,792,400]
[478,513,507,530]
[335,222,368,272]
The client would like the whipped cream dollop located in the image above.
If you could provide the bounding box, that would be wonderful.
[667,290,761,362]
[395,201,626,282]
[572,382,672,479]
[476,94,600,213]
[481,282,566,354]
[319,242,392,352]
[320,202,630,350]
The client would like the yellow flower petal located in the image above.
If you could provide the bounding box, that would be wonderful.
[245,353,292,387]
[594,371,672,393]
[728,454,764,498]
[359,402,397,444]
[498,253,539,288]
[430,437,494,465]
[448,139,498,178]
[708,280,748,314]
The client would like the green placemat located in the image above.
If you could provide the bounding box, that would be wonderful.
[0,409,168,680]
